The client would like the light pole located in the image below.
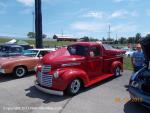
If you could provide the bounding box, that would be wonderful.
[35,0,43,48]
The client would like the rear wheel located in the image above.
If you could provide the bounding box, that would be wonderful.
[13,66,27,78]
[66,79,81,96]
[114,66,121,77]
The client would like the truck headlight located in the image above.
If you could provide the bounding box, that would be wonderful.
[53,71,59,78]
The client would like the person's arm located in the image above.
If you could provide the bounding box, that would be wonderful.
[131,53,135,68]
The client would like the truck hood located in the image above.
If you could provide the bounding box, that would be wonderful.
[0,56,33,65]
[104,49,126,56]
[42,48,85,65]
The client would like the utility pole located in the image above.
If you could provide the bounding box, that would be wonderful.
[107,24,111,44]
[61,28,64,36]
[35,0,43,48]
[32,11,35,38]
[116,33,118,44]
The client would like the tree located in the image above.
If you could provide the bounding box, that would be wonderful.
[80,36,90,42]
[42,34,47,38]
[27,32,47,38]
[102,37,106,41]
[118,37,127,44]
[135,33,141,43]
[127,37,134,44]
[27,32,35,38]
[53,35,58,39]
[146,34,150,37]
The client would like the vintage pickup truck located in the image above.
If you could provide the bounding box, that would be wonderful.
[35,42,125,95]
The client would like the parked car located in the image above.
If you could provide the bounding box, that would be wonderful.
[125,49,135,57]
[0,48,55,78]
[0,44,23,57]
[128,36,150,108]
[34,42,125,96]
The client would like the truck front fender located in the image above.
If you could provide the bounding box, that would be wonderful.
[60,68,89,88]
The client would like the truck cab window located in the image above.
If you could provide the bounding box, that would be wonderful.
[38,51,49,57]
[90,47,100,57]
[68,45,88,56]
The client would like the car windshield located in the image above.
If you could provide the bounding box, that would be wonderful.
[67,45,89,56]
[22,50,38,57]
[103,44,114,50]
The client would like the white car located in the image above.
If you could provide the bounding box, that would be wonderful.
[125,49,135,57]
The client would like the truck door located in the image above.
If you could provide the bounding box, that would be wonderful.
[87,46,103,80]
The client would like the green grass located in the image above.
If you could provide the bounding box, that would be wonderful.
[0,37,71,47]
[123,57,133,70]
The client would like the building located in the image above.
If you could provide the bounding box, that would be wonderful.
[53,35,77,41]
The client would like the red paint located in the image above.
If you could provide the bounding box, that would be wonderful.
[35,42,125,91]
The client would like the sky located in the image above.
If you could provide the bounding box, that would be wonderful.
[0,0,150,39]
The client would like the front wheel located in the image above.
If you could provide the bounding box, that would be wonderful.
[66,79,81,96]
[114,66,121,77]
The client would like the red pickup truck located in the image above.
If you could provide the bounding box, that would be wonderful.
[35,42,125,95]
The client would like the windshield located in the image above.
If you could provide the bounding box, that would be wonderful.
[22,50,38,57]
[67,45,89,56]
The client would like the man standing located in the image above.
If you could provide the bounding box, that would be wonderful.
[131,44,145,72]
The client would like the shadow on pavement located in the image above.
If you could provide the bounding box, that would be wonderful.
[0,71,35,83]
[25,86,71,103]
[124,101,150,113]
[25,75,119,103]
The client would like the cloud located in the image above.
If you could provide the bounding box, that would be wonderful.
[111,10,138,18]
[146,10,150,16]
[19,8,32,14]
[113,0,139,3]
[71,21,137,35]
[83,11,106,19]
[71,22,107,32]
[16,0,34,7]
[82,10,138,19]
[0,2,7,14]
[111,23,137,33]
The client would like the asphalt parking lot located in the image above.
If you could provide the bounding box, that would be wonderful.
[0,70,149,113]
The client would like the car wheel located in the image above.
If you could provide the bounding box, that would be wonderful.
[114,66,121,77]
[13,66,27,78]
[66,79,81,96]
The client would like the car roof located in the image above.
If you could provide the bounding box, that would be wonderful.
[28,48,56,51]
[0,44,22,48]
[70,42,100,46]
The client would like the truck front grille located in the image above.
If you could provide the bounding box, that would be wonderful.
[37,72,53,87]
[42,65,51,73]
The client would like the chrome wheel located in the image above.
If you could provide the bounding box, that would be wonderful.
[66,79,81,95]
[115,67,121,76]
[14,67,26,78]
[70,79,81,94]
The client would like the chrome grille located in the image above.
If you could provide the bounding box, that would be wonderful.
[37,72,53,87]
[42,65,51,73]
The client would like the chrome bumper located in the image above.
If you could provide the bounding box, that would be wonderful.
[0,69,5,74]
[34,81,63,96]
